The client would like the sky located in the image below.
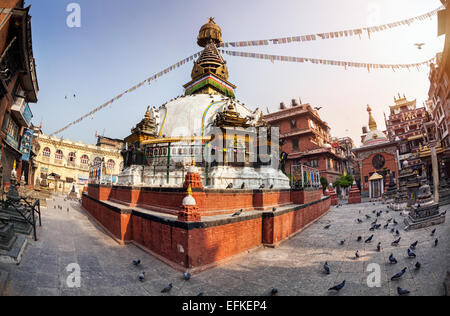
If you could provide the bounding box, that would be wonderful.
[26,0,445,146]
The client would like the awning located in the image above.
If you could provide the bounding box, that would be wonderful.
[369,172,383,181]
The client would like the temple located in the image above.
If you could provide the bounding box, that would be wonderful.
[118,18,289,190]
[82,19,331,272]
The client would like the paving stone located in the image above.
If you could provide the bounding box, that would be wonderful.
[2,197,449,296]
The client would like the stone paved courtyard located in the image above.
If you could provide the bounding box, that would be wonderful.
[0,196,448,296]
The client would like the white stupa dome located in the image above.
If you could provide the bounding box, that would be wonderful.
[182,194,197,206]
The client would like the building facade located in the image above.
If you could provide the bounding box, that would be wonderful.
[265,100,344,184]
[385,95,430,171]
[354,106,399,198]
[428,1,450,178]
[34,134,123,194]
[0,1,39,190]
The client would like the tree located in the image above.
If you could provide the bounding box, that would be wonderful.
[320,176,328,191]
[333,174,355,189]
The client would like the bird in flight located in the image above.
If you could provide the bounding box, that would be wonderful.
[314,107,323,111]
[414,43,425,50]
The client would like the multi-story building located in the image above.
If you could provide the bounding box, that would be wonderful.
[265,99,344,184]
[96,136,124,151]
[331,137,356,175]
[0,1,39,189]
[428,1,450,176]
[34,134,123,194]
[385,94,430,170]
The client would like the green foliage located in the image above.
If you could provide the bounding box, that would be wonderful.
[320,176,328,190]
[333,174,355,188]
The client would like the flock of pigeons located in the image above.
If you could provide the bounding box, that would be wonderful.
[322,204,442,296]
[130,202,443,296]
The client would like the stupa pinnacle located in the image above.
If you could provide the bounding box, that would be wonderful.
[184,18,236,97]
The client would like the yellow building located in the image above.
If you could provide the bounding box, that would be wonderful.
[34,134,123,194]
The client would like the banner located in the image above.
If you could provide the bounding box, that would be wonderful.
[50,51,202,136]
[219,6,444,48]
[221,49,435,72]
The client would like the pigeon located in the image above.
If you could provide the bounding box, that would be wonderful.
[414,43,425,50]
[391,267,407,280]
[241,183,245,189]
[324,225,331,230]
[340,240,345,246]
[328,280,346,292]
[442,211,447,216]
[396,230,400,236]
[376,242,381,252]
[259,184,265,189]
[226,183,233,189]
[371,219,378,226]
[357,218,363,224]
[369,226,376,232]
[183,272,191,281]
[415,262,421,270]
[138,272,145,282]
[393,220,398,226]
[431,229,436,236]
[387,218,393,223]
[372,210,376,214]
[389,254,398,264]
[407,248,416,258]
[390,228,395,233]
[392,237,401,246]
[272,207,277,212]
[314,107,323,111]
[384,223,389,229]
[161,283,173,293]
[410,241,418,250]
[355,250,360,259]
[365,235,374,243]
[357,236,362,242]
[232,209,243,217]
[271,288,278,296]
[197,292,204,296]
[434,238,439,247]
[397,287,410,296]
[270,184,274,189]
[365,215,371,219]
[323,262,330,274]
[133,259,141,266]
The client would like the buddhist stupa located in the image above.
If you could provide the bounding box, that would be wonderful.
[118,19,290,189]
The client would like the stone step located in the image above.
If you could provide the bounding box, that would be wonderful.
[0,235,27,265]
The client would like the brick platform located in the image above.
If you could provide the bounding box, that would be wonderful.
[82,186,330,272]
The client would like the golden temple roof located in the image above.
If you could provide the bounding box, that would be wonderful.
[191,42,229,82]
[131,106,157,136]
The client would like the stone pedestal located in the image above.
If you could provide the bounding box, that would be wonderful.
[445,271,450,296]
[404,203,446,230]
[383,172,397,203]
[348,183,361,204]
[183,164,203,190]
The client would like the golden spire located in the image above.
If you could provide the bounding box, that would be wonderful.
[367,105,378,131]
[197,17,223,47]
[187,184,193,196]
[145,106,150,119]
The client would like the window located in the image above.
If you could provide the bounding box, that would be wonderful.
[310,160,319,168]
[55,150,63,160]
[81,155,89,165]
[365,176,369,183]
[43,147,51,158]
[290,119,297,129]
[106,159,115,170]
[292,139,299,151]
[68,152,76,162]
[94,157,102,166]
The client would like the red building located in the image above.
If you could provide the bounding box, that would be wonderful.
[0,1,39,188]
[428,1,450,176]
[265,100,344,184]
[354,106,399,199]
[385,95,429,170]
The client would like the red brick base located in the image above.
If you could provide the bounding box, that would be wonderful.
[82,190,331,272]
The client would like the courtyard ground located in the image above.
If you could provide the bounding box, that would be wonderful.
[0,196,448,296]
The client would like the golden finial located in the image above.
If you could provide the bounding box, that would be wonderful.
[13,160,16,169]
[191,160,196,167]
[367,105,377,131]
[187,184,193,196]
[145,106,151,118]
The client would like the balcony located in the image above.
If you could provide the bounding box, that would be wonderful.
[11,96,33,127]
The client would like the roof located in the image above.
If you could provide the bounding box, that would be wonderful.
[369,173,383,181]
